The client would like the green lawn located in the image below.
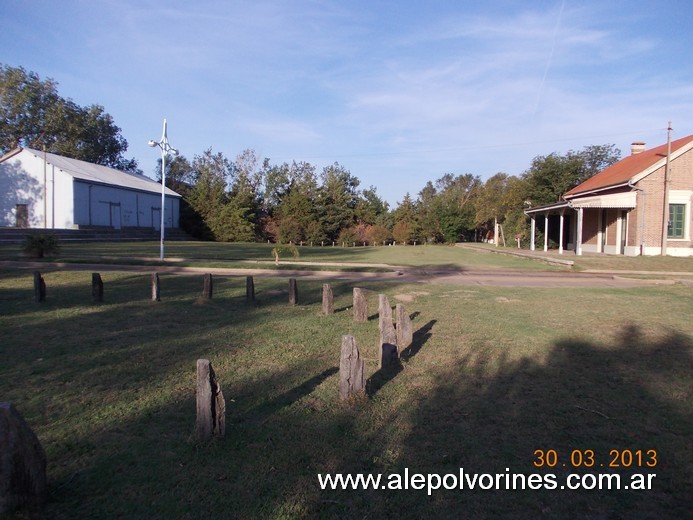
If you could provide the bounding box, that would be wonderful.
[1,266,691,518]
[0,241,563,271]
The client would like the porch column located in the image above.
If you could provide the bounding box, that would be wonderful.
[559,209,565,255]
[543,213,549,252]
[530,216,536,251]
[575,207,584,256]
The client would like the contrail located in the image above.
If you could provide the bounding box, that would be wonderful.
[533,0,566,115]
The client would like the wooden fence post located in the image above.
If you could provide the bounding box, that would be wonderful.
[322,283,334,315]
[288,278,298,305]
[202,273,213,300]
[91,273,103,303]
[246,276,255,301]
[339,336,365,399]
[195,359,226,441]
[151,273,161,302]
[378,294,398,368]
[33,271,46,303]
[396,303,413,349]
[0,403,47,515]
[353,288,367,322]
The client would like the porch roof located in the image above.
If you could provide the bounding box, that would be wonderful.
[524,201,570,216]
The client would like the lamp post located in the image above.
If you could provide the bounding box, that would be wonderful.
[148,119,179,261]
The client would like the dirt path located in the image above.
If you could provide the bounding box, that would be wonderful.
[0,260,678,288]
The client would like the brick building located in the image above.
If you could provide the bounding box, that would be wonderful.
[525,135,693,257]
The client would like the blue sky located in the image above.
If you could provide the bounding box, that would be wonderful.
[2,0,693,205]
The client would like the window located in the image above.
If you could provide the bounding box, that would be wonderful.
[668,203,685,239]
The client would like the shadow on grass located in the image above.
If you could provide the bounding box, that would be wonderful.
[367,321,436,397]
[3,272,690,519]
[400,319,436,361]
[243,367,339,425]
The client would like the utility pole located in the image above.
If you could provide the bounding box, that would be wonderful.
[661,121,672,256]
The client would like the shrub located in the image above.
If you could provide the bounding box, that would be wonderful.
[23,234,60,258]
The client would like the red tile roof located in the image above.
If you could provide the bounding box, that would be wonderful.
[564,134,693,198]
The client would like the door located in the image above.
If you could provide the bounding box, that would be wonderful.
[16,204,28,228]
[152,208,161,231]
[110,203,122,229]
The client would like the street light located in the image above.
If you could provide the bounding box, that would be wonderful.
[148,119,179,261]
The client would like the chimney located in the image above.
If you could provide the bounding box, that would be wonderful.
[631,142,646,155]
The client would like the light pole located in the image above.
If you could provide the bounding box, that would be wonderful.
[148,119,179,261]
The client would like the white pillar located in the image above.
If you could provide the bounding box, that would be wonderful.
[559,209,565,255]
[530,216,536,251]
[494,217,499,248]
[576,207,584,256]
[543,213,549,251]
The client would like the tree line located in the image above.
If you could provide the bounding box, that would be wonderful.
[1,64,621,245]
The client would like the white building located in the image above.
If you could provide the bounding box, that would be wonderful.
[0,147,181,230]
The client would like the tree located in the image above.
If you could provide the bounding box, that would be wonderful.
[317,163,359,241]
[356,186,389,225]
[0,64,138,171]
[228,149,264,240]
[186,149,231,240]
[523,145,620,206]
[155,155,195,194]
[392,193,418,243]
[416,174,480,243]
[265,161,320,239]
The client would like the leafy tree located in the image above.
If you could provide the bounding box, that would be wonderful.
[0,64,138,171]
[365,224,391,245]
[522,145,620,205]
[276,216,303,244]
[417,174,480,243]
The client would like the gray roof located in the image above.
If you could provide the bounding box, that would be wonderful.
[22,147,181,197]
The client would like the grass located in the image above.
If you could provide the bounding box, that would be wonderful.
[461,243,693,273]
[0,264,691,518]
[0,241,565,271]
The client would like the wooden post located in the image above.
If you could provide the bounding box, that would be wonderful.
[378,295,398,368]
[339,336,365,399]
[151,273,160,302]
[91,273,103,303]
[288,278,298,305]
[195,359,226,441]
[353,288,367,322]
[202,273,213,300]
[246,276,255,301]
[395,303,413,349]
[33,271,46,303]
[322,283,334,315]
[378,294,393,332]
[0,403,47,515]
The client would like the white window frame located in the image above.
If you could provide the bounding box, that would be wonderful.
[668,191,691,241]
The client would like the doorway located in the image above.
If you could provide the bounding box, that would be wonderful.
[110,203,122,229]
[16,204,28,228]
[152,208,161,231]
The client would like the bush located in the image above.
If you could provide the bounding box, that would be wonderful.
[23,234,60,258]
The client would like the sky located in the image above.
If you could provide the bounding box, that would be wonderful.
[2,0,693,206]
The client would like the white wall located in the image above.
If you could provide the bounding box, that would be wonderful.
[0,152,47,227]
[0,149,180,229]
